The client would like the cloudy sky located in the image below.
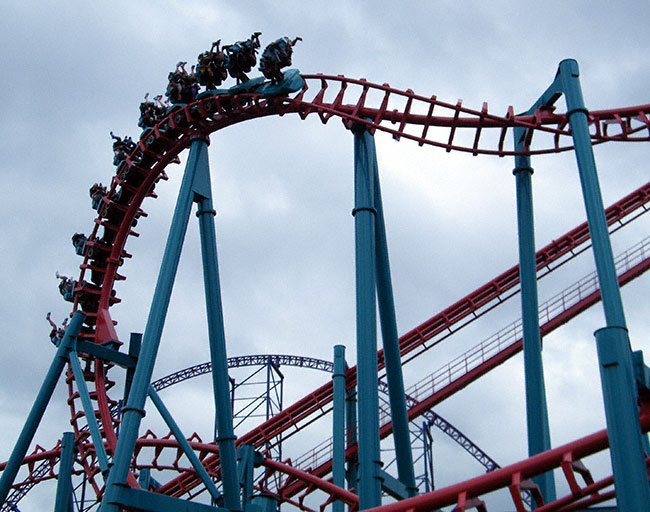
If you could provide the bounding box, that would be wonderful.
[1,1,650,510]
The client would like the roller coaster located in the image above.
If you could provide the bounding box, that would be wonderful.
[2,40,650,512]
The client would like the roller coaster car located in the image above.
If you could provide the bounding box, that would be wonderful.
[118,163,145,188]
[58,277,77,303]
[165,67,199,105]
[111,134,136,166]
[89,183,107,212]
[259,37,302,84]
[72,233,87,256]
[224,32,262,84]
[196,40,228,90]
[138,94,168,129]
[85,238,110,259]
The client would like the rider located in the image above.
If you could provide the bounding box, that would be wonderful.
[259,37,302,84]
[55,272,77,303]
[46,312,68,346]
[224,32,262,83]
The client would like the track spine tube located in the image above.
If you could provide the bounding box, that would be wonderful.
[0,311,84,506]
[373,160,417,497]
[194,138,240,510]
[513,128,556,502]
[333,345,347,512]
[352,124,382,509]
[558,58,650,511]
[100,137,206,512]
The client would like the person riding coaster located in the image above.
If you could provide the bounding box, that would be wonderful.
[138,93,168,128]
[259,37,302,84]
[196,40,228,90]
[223,32,262,84]
[110,132,136,165]
[165,61,199,104]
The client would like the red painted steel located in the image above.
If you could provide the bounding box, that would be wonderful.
[8,73,648,507]
[275,253,650,499]
[360,405,650,512]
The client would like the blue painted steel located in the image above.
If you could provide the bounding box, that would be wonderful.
[558,58,650,511]
[332,345,346,512]
[512,133,556,502]
[237,444,255,511]
[0,311,84,506]
[137,468,161,491]
[251,493,278,512]
[101,138,208,512]
[345,384,359,492]
[68,351,110,477]
[352,125,382,509]
[123,333,142,406]
[147,386,223,502]
[193,137,240,509]
[632,350,650,453]
[54,432,75,512]
[107,486,227,512]
[372,163,417,498]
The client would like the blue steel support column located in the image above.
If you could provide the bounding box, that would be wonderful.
[0,311,84,506]
[54,432,76,512]
[194,136,240,510]
[352,124,382,509]
[558,58,650,511]
[512,133,556,504]
[345,384,359,493]
[101,138,207,512]
[333,345,347,512]
[147,386,222,502]
[372,163,417,498]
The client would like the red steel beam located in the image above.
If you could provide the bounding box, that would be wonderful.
[157,179,650,498]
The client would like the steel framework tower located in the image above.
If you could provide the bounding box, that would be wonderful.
[3,48,650,512]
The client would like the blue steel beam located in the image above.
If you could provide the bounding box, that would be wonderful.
[513,111,556,500]
[372,157,417,498]
[193,136,240,509]
[332,345,346,512]
[353,124,382,509]
[54,432,75,512]
[100,137,212,512]
[147,386,222,502]
[68,351,110,478]
[557,58,650,512]
[0,311,84,506]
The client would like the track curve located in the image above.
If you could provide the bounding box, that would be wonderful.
[31,69,650,507]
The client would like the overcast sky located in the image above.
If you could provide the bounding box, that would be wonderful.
[1,1,650,510]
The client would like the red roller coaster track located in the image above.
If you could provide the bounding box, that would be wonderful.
[5,72,650,510]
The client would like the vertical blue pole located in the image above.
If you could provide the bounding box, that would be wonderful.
[373,164,418,497]
[0,312,84,506]
[237,444,255,511]
[193,137,240,509]
[512,134,556,503]
[345,384,359,494]
[352,125,381,509]
[558,59,650,511]
[54,432,76,512]
[101,138,205,511]
[332,345,346,512]
[122,333,142,406]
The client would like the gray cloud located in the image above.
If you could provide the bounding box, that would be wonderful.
[1,1,649,509]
